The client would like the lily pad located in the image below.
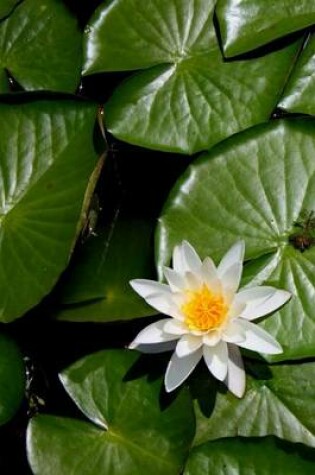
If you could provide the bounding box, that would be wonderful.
[156,119,315,361]
[193,361,315,447]
[84,0,300,154]
[216,0,315,56]
[0,99,98,322]
[0,333,24,426]
[0,0,19,20]
[184,437,315,475]
[0,0,82,92]
[27,350,195,475]
[279,34,315,115]
[57,216,157,322]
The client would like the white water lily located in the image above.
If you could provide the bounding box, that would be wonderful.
[129,241,291,398]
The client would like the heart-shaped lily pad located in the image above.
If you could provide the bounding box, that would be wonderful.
[279,34,315,115]
[0,0,19,20]
[57,216,157,322]
[0,333,24,426]
[0,99,98,322]
[0,0,82,93]
[184,437,315,475]
[193,361,315,447]
[216,0,315,56]
[27,350,195,475]
[83,0,300,154]
[156,119,315,361]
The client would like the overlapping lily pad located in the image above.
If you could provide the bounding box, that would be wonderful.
[216,0,315,56]
[83,0,300,154]
[279,34,315,115]
[0,0,82,92]
[156,119,315,361]
[0,99,98,322]
[0,0,19,20]
[27,350,195,475]
[57,216,157,322]
[0,333,24,425]
[193,361,315,447]
[184,437,315,475]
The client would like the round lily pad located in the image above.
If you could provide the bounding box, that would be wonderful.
[57,216,157,322]
[184,437,315,475]
[193,361,315,448]
[279,34,315,115]
[27,350,195,475]
[0,0,82,93]
[0,0,19,20]
[0,99,98,322]
[157,119,315,361]
[216,0,315,56]
[0,333,24,426]
[83,0,299,154]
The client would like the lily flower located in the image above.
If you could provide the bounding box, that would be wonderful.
[129,241,291,397]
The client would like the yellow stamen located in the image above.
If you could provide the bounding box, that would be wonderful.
[181,285,228,331]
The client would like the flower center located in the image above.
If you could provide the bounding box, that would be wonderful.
[181,285,228,331]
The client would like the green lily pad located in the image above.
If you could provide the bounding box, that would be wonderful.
[0,0,19,20]
[0,0,82,93]
[27,350,195,475]
[0,333,24,425]
[193,361,315,447]
[57,216,157,322]
[0,99,98,322]
[156,119,315,361]
[184,437,315,475]
[84,0,300,154]
[216,0,315,56]
[279,34,315,115]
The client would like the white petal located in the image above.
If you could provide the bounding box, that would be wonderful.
[163,267,186,291]
[176,334,203,358]
[203,341,228,381]
[172,243,185,274]
[145,293,181,318]
[184,271,202,290]
[240,289,291,321]
[129,319,178,349]
[236,286,277,304]
[130,279,170,298]
[202,331,221,347]
[222,320,245,343]
[181,241,202,274]
[171,291,186,307]
[201,257,221,293]
[217,241,245,276]
[227,300,246,319]
[135,341,177,353]
[225,344,246,398]
[163,319,187,335]
[164,348,202,392]
[130,279,179,317]
[237,319,283,354]
[220,262,243,298]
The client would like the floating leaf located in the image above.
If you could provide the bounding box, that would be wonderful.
[184,437,315,475]
[157,119,315,361]
[0,0,82,92]
[57,216,157,322]
[193,361,315,447]
[0,0,19,20]
[0,99,98,322]
[27,350,195,475]
[216,0,315,56]
[0,333,24,426]
[279,34,315,115]
[84,0,299,154]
